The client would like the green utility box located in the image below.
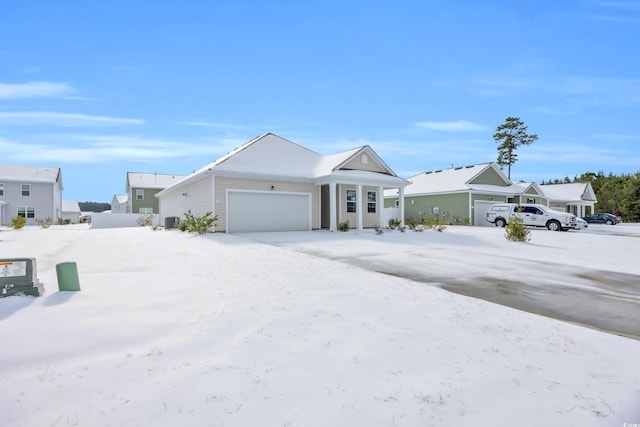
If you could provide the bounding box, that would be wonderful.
[56,262,81,292]
[0,258,45,297]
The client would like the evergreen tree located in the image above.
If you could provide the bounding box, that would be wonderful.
[493,117,539,179]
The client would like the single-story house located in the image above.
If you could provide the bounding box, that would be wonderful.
[156,133,409,232]
[0,164,63,226]
[126,172,185,214]
[61,200,82,223]
[111,194,128,213]
[540,182,597,217]
[384,163,548,226]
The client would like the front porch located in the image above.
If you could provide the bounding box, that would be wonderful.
[319,182,405,231]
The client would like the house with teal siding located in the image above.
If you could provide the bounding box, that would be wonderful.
[384,163,547,226]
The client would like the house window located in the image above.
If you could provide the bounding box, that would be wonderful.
[139,207,153,214]
[21,184,30,196]
[367,191,376,213]
[0,183,4,196]
[395,200,399,208]
[17,207,35,218]
[136,189,144,200]
[346,189,356,213]
[527,197,535,204]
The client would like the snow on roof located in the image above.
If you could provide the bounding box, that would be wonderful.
[540,182,596,202]
[160,133,406,195]
[393,163,509,196]
[0,164,61,184]
[62,200,81,212]
[112,194,128,203]
[127,172,186,189]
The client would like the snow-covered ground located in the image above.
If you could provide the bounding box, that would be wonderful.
[1,224,639,426]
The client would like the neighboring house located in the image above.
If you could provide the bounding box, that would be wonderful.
[156,133,409,232]
[111,194,128,213]
[126,172,185,214]
[540,182,597,217]
[384,163,548,226]
[0,164,63,226]
[61,200,82,223]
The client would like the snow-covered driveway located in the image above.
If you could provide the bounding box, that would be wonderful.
[242,224,640,339]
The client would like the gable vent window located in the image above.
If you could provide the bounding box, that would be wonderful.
[361,154,368,164]
[346,189,356,213]
[21,184,30,197]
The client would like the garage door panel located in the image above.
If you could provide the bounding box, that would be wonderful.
[228,191,310,232]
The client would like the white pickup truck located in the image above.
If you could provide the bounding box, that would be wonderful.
[485,203,578,231]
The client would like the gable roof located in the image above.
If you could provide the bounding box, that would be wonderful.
[390,163,519,197]
[540,182,597,203]
[62,200,81,213]
[158,133,407,195]
[0,164,62,187]
[112,194,128,203]
[126,172,186,190]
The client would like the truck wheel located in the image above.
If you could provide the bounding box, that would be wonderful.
[495,218,506,228]
[547,220,561,231]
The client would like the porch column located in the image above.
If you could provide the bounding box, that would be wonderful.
[329,182,337,232]
[356,183,363,230]
[377,185,384,228]
[399,186,405,227]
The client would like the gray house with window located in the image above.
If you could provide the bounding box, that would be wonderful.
[0,164,63,226]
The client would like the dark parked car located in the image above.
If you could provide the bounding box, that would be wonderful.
[582,213,622,225]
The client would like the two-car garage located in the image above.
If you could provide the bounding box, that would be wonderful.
[226,190,312,233]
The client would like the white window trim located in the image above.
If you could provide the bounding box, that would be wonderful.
[367,190,376,213]
[21,184,30,197]
[346,189,356,213]
[17,206,36,218]
[136,189,144,200]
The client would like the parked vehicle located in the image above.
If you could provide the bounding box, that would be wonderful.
[574,217,588,229]
[485,203,578,231]
[582,213,622,225]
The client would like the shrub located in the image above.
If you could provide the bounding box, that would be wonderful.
[182,212,218,234]
[11,216,27,229]
[422,216,447,232]
[374,225,384,235]
[387,218,401,229]
[137,213,155,227]
[337,220,350,232]
[505,215,531,242]
[36,217,54,228]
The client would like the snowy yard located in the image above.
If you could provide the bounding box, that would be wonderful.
[1,224,639,426]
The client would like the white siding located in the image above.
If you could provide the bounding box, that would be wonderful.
[215,176,318,232]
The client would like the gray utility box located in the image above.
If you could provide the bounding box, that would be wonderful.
[1,258,45,297]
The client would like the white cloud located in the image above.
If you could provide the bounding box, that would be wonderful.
[180,121,249,131]
[415,120,489,132]
[0,111,143,126]
[0,135,234,164]
[0,81,74,98]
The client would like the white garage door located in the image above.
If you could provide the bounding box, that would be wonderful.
[474,200,498,227]
[227,191,311,232]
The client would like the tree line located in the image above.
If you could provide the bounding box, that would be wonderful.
[541,171,640,222]
[492,117,639,223]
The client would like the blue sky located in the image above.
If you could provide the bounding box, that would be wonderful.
[1,1,639,202]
